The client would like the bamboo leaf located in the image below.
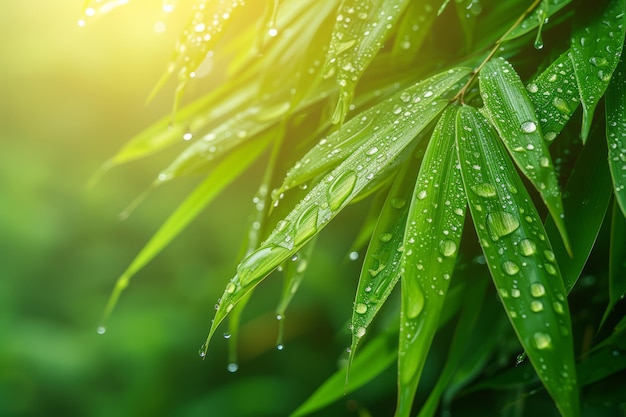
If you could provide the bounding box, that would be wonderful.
[98,134,272,328]
[324,0,412,124]
[480,57,571,255]
[545,127,612,293]
[277,68,469,195]
[526,49,580,144]
[570,0,626,141]
[456,105,579,417]
[417,275,489,417]
[397,106,467,417]
[606,50,626,217]
[391,0,439,59]
[601,201,626,326]
[202,68,471,354]
[504,0,572,42]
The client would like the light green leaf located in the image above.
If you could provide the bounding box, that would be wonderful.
[606,50,626,217]
[456,105,579,417]
[397,106,467,417]
[480,57,571,256]
[277,68,470,195]
[545,127,612,293]
[570,0,626,141]
[202,68,471,354]
[348,155,418,363]
[99,133,272,328]
[290,328,398,417]
[526,49,580,144]
[324,0,412,124]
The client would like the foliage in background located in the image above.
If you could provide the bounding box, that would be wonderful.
[91,0,626,416]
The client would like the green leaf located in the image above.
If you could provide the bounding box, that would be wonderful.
[202,68,471,354]
[456,105,579,417]
[504,0,572,42]
[348,153,418,363]
[98,133,272,328]
[397,106,467,417]
[526,49,580,144]
[324,0,412,124]
[570,0,626,141]
[391,0,439,59]
[480,57,571,256]
[606,50,626,217]
[602,201,626,325]
[290,328,398,417]
[417,275,489,417]
[545,128,612,293]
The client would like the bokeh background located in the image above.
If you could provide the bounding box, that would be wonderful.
[0,1,389,416]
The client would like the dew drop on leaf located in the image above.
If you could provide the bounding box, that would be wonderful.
[530,300,544,312]
[486,211,520,241]
[96,325,106,335]
[355,303,368,314]
[227,363,239,372]
[521,121,538,133]
[439,239,457,257]
[502,260,520,275]
[470,183,497,198]
[530,283,546,297]
[533,332,552,350]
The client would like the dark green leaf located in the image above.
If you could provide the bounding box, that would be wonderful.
[570,0,626,141]
[606,50,626,216]
[602,201,626,326]
[456,105,579,417]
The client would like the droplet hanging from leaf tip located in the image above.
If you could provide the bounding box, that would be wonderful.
[96,325,106,335]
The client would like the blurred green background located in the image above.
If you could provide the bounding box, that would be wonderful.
[0,2,385,416]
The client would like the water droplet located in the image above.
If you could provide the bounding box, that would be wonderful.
[276,344,284,351]
[486,211,520,241]
[527,83,538,93]
[223,332,231,339]
[521,121,537,133]
[378,233,392,243]
[349,251,359,261]
[355,303,368,314]
[553,301,564,314]
[519,239,537,256]
[294,205,319,245]
[544,263,557,275]
[355,327,366,338]
[530,300,544,312]
[439,239,457,257]
[416,190,427,200]
[96,325,106,335]
[530,283,545,297]
[502,261,520,275]
[516,352,526,365]
[539,156,550,167]
[268,27,278,37]
[366,146,379,155]
[227,362,239,372]
[511,288,521,298]
[183,132,193,141]
[406,285,425,319]
[327,171,357,210]
[225,282,236,294]
[390,197,406,209]
[533,332,552,350]
[543,250,555,262]
[471,183,497,198]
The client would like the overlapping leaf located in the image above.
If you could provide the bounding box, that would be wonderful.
[480,57,571,255]
[456,105,579,417]
[98,133,272,328]
[201,68,471,354]
[606,50,626,216]
[526,49,580,144]
[570,0,626,141]
[397,106,467,417]
[324,0,412,124]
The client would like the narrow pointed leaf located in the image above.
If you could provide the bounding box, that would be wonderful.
[606,50,626,216]
[203,68,471,353]
[456,105,579,417]
[570,0,626,141]
[277,68,470,195]
[99,134,272,327]
[545,127,612,293]
[417,276,489,417]
[602,202,626,325]
[276,237,317,320]
[397,106,467,417]
[348,156,418,361]
[324,0,411,124]
[526,49,580,144]
[504,0,572,41]
[480,57,571,255]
